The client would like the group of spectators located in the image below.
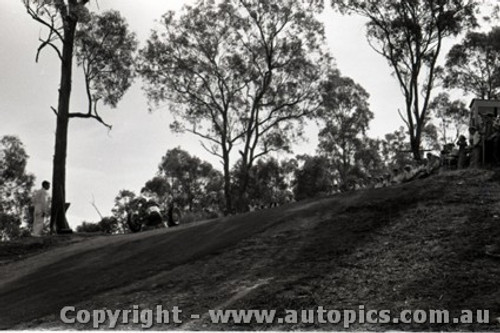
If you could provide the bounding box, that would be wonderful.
[359,119,500,191]
[442,116,500,170]
[362,154,441,190]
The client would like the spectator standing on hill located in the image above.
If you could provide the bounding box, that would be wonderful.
[457,135,468,169]
[402,165,415,182]
[32,180,51,237]
[426,153,441,175]
[469,127,482,168]
[491,116,500,166]
[391,168,402,184]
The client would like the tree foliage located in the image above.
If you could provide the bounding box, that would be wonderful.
[111,189,136,232]
[331,0,478,160]
[232,157,295,209]
[294,155,332,200]
[76,217,118,233]
[380,126,414,169]
[442,27,500,99]
[73,10,137,126]
[317,71,378,190]
[157,148,223,212]
[143,176,171,200]
[428,93,469,145]
[0,136,35,240]
[354,138,385,178]
[139,0,330,211]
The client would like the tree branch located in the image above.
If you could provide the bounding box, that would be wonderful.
[24,2,64,42]
[398,108,410,127]
[200,140,223,159]
[90,194,104,220]
[36,39,62,62]
[34,10,63,62]
[253,146,279,161]
[184,125,222,146]
[68,112,112,129]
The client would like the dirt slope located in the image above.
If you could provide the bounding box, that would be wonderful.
[2,170,500,330]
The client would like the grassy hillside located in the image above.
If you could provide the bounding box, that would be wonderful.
[1,169,500,330]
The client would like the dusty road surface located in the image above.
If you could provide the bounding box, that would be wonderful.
[0,195,341,329]
[2,170,500,330]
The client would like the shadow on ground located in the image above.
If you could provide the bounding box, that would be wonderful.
[2,170,500,331]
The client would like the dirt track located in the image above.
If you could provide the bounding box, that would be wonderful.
[2,170,500,330]
[0,196,339,329]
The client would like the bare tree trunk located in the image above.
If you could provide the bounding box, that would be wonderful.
[410,132,422,161]
[222,149,232,215]
[238,159,251,201]
[50,18,77,233]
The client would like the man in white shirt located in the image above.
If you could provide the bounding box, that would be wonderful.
[469,126,482,168]
[32,181,51,237]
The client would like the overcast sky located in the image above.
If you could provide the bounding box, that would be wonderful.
[0,1,473,227]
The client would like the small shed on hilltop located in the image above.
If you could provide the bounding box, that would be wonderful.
[469,99,500,129]
[469,99,500,166]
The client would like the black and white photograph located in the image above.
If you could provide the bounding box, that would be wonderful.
[1,0,500,330]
